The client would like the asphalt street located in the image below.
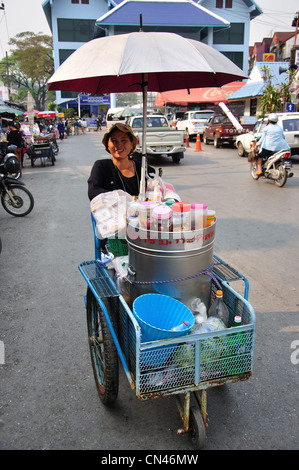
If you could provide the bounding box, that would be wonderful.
[0,129,298,451]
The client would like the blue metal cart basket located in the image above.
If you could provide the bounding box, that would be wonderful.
[78,221,255,450]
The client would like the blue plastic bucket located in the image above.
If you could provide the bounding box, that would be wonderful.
[133,294,194,343]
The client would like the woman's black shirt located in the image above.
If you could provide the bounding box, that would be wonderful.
[88,159,155,201]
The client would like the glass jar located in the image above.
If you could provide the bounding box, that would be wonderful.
[190,202,207,230]
[172,202,191,232]
[138,201,157,229]
[152,205,173,232]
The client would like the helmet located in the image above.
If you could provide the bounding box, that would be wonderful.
[268,113,278,123]
[3,153,20,174]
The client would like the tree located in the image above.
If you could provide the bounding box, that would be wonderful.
[260,65,297,116]
[0,31,54,110]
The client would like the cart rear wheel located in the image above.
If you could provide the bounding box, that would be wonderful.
[188,406,206,450]
[86,287,119,405]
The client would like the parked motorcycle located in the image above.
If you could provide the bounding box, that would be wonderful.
[0,154,34,216]
[250,148,293,187]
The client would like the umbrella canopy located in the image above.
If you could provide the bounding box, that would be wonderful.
[37,111,57,119]
[48,32,247,95]
[155,82,246,106]
[48,31,247,198]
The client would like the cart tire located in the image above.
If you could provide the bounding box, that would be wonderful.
[188,406,206,450]
[86,287,119,406]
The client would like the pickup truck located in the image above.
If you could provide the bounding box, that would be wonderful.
[203,114,254,148]
[127,115,186,163]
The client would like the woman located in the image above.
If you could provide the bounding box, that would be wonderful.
[57,119,65,140]
[88,122,155,201]
[6,121,24,175]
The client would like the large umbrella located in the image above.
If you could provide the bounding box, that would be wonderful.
[48,29,247,198]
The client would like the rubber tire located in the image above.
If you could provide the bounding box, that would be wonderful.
[1,184,34,217]
[214,135,220,148]
[237,142,245,157]
[172,153,182,164]
[203,133,209,145]
[188,406,206,450]
[250,161,259,180]
[86,287,119,406]
[274,166,287,187]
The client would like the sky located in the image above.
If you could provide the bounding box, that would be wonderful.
[0,0,298,60]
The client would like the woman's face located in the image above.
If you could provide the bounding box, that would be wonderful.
[108,129,133,160]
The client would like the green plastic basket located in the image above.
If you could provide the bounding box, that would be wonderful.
[107,238,128,256]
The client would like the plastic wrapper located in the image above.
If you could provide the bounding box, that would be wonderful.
[90,190,134,239]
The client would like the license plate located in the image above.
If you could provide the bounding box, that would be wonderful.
[35,151,42,154]
[156,146,167,152]
[283,159,292,168]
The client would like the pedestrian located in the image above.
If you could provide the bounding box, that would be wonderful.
[81,118,88,134]
[57,119,65,140]
[96,116,102,131]
[74,119,79,135]
[6,121,25,175]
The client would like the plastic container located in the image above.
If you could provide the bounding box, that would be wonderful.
[138,201,157,229]
[207,290,229,327]
[206,209,216,227]
[133,293,194,342]
[190,202,207,230]
[107,238,128,256]
[172,202,191,232]
[152,205,173,232]
[226,315,248,376]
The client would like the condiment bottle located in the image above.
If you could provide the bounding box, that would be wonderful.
[190,202,207,230]
[172,202,191,232]
[152,205,173,232]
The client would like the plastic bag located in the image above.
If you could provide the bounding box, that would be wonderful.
[90,190,134,239]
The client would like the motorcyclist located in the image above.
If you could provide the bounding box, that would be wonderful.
[255,113,290,176]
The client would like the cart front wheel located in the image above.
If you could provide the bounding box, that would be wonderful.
[86,287,119,406]
[188,406,206,450]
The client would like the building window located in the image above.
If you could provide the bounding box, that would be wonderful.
[216,0,233,7]
[71,0,79,3]
[221,51,243,69]
[213,23,244,45]
[81,0,89,3]
[57,18,96,42]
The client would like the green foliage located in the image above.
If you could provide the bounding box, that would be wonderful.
[260,65,296,116]
[0,31,54,110]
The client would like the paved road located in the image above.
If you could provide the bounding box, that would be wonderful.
[0,130,298,450]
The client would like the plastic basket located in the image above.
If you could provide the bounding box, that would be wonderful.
[107,238,128,256]
[133,293,194,343]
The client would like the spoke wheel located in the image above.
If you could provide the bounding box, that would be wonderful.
[86,287,119,406]
[1,185,34,217]
[250,161,259,180]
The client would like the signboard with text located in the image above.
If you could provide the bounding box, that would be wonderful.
[263,53,275,62]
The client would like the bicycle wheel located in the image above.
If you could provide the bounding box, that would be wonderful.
[1,184,34,217]
[86,287,119,405]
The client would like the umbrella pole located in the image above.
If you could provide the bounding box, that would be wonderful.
[139,73,148,200]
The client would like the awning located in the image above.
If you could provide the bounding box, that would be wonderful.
[0,104,24,116]
[155,81,246,107]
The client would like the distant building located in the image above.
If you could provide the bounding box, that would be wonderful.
[42,0,262,115]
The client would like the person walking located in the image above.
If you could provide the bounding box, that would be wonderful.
[57,119,65,140]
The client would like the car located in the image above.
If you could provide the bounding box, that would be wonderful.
[176,110,215,140]
[235,112,299,157]
[168,111,185,128]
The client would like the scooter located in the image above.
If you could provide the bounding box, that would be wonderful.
[0,154,34,217]
[250,148,293,187]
